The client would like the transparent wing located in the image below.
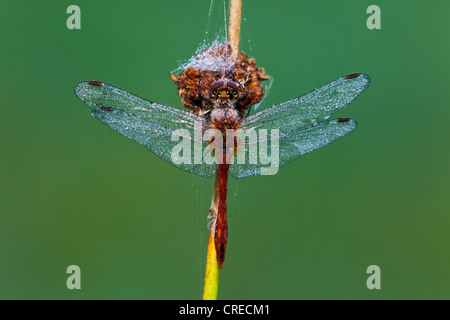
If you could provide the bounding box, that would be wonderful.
[241,73,370,134]
[229,73,370,179]
[230,118,357,178]
[74,81,217,178]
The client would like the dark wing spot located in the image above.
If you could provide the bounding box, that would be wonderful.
[87,81,103,86]
[100,106,113,111]
[337,118,351,123]
[345,73,361,79]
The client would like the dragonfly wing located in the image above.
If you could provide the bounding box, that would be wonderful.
[240,73,370,134]
[229,73,369,178]
[230,118,357,178]
[75,81,217,178]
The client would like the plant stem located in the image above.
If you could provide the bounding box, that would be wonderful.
[228,0,242,57]
[202,0,242,300]
[202,230,219,299]
[202,172,220,300]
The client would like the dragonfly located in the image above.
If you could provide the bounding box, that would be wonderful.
[75,72,371,269]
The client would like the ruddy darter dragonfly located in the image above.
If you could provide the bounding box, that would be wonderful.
[75,72,371,268]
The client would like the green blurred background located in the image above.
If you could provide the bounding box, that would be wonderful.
[0,0,449,299]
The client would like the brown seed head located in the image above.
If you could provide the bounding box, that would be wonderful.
[169,43,269,117]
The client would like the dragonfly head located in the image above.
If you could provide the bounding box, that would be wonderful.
[209,79,240,108]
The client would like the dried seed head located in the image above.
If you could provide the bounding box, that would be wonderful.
[170,43,269,117]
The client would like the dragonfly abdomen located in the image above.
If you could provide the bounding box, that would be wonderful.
[215,164,229,269]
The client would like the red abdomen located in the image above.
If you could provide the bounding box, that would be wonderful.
[215,163,229,269]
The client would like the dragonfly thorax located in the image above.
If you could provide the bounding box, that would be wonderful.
[211,107,239,130]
